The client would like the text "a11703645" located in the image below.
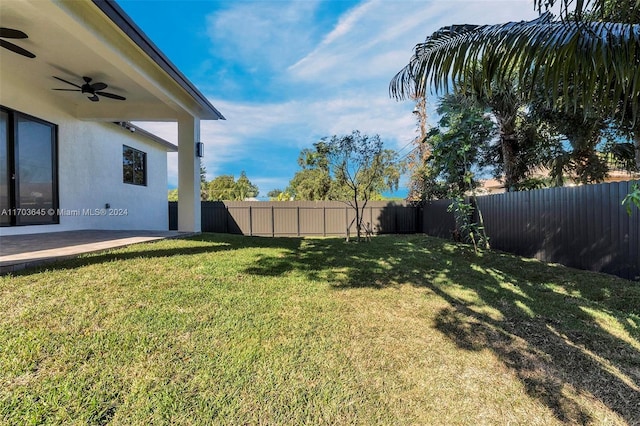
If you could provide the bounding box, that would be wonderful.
[0,208,129,217]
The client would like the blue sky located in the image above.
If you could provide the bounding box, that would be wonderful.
[118,0,539,199]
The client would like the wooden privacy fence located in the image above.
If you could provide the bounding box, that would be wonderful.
[169,201,418,236]
[169,181,639,280]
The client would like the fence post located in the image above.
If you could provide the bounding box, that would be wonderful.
[297,207,300,236]
[368,206,372,233]
[249,206,252,236]
[323,206,326,237]
[272,206,275,237]
[394,205,398,233]
[345,206,348,238]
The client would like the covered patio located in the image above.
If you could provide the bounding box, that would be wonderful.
[0,230,193,274]
[1,0,224,236]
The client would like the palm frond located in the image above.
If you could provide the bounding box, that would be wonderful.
[390,12,640,122]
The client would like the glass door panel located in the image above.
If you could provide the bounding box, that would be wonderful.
[15,114,56,225]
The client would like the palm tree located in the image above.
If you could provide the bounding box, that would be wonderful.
[465,72,528,191]
[389,3,640,126]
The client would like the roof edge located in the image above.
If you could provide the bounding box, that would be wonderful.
[113,122,178,152]
[92,0,225,121]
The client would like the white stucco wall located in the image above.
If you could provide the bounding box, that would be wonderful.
[0,74,170,235]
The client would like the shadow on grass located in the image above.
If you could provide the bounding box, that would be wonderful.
[9,232,639,422]
[243,234,640,425]
[8,233,302,276]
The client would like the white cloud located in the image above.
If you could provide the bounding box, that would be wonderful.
[137,89,416,190]
[148,1,545,195]
[314,1,377,48]
[289,0,539,85]
[202,93,417,193]
[214,92,416,147]
[205,1,321,71]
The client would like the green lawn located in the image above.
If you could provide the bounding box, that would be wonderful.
[1,234,638,425]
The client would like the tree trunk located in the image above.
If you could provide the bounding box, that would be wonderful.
[496,112,519,192]
[354,201,361,242]
[353,187,361,242]
[501,134,518,191]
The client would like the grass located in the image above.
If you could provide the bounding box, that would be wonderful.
[1,233,639,425]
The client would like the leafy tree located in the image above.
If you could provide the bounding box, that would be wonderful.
[288,168,332,201]
[607,128,640,173]
[200,164,207,183]
[235,171,259,200]
[267,189,283,200]
[288,142,333,201]
[324,131,402,241]
[206,175,236,201]
[278,190,295,201]
[204,172,259,201]
[543,0,640,22]
[288,132,402,240]
[200,164,208,201]
[427,95,493,251]
[428,95,494,192]
[505,112,559,189]
[532,102,609,184]
[610,93,640,171]
[267,188,295,201]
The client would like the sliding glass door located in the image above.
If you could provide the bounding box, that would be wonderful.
[0,110,9,226]
[0,106,58,226]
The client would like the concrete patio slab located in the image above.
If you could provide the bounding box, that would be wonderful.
[0,230,194,274]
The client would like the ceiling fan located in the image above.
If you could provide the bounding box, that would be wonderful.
[52,76,126,102]
[0,28,35,58]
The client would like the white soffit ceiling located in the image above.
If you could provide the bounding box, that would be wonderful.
[0,0,215,121]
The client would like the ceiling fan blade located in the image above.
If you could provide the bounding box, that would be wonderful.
[53,76,82,88]
[88,95,100,102]
[52,88,81,91]
[96,91,126,101]
[0,28,28,39]
[0,39,35,58]
[91,82,108,91]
